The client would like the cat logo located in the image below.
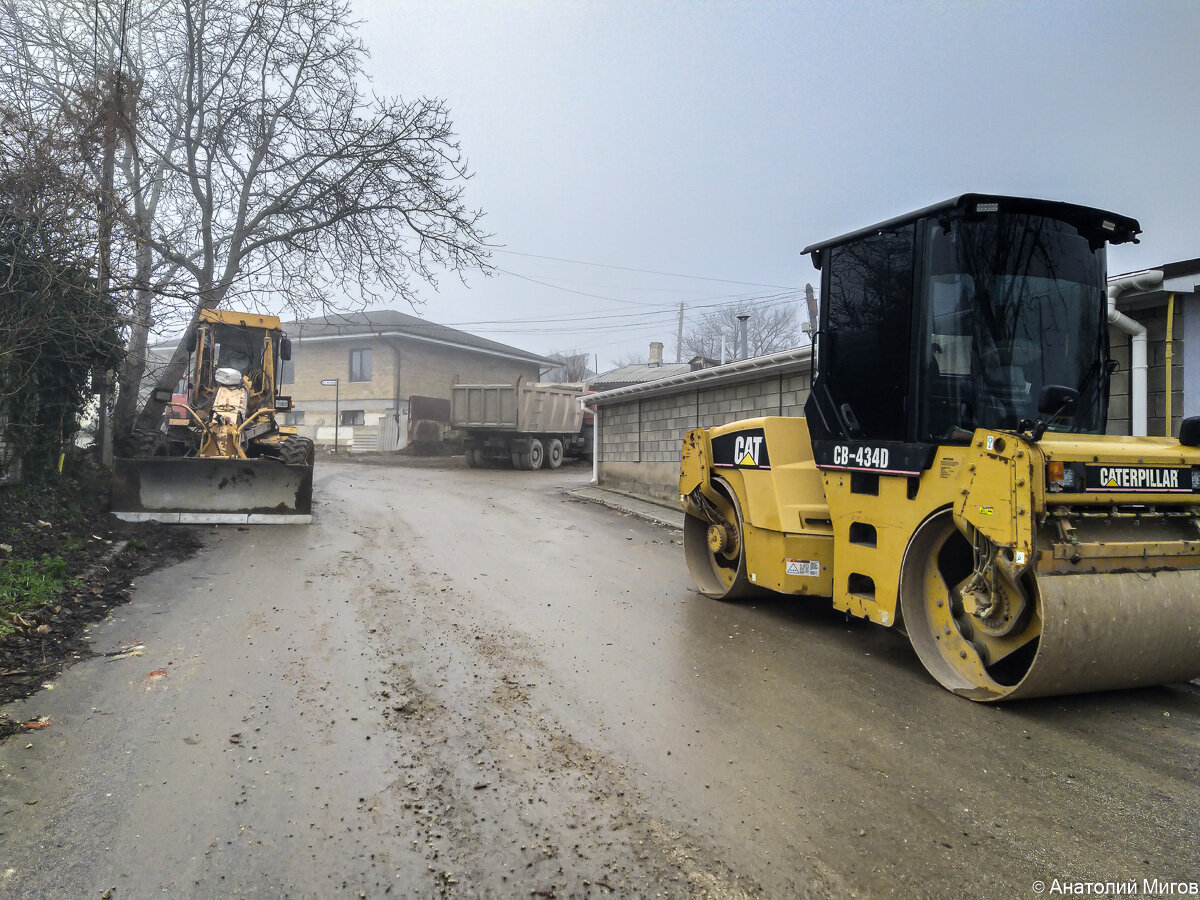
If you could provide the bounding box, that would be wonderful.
[1084,464,1191,493]
[735,434,764,467]
[712,428,771,470]
[1101,467,1178,490]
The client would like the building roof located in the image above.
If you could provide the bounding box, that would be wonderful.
[590,361,695,388]
[284,310,555,367]
[1109,259,1200,311]
[584,346,815,407]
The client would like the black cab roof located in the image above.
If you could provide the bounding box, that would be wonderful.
[801,194,1141,268]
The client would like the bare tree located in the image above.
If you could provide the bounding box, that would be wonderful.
[2,0,492,436]
[607,350,647,369]
[683,299,804,361]
[545,349,592,383]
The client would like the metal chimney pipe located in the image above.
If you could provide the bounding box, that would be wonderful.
[736,314,750,360]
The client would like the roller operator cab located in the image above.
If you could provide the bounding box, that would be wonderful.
[680,195,1200,701]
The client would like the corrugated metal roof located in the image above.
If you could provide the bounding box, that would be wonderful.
[584,345,814,407]
[590,362,695,386]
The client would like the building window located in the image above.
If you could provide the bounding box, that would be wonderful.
[349,348,371,382]
[286,410,305,425]
[280,358,294,384]
[340,409,365,426]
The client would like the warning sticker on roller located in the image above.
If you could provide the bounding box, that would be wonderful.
[785,559,821,577]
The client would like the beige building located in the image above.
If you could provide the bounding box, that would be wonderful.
[281,311,553,451]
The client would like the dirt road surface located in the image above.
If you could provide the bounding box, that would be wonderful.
[2,457,1197,899]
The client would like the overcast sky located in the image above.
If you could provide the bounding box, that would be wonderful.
[350,0,1199,369]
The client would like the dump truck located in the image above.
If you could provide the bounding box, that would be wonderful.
[680,194,1200,701]
[452,381,592,470]
[112,308,314,523]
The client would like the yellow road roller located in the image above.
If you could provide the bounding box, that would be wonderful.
[680,194,1200,701]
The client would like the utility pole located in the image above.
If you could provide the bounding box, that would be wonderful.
[805,283,818,331]
[675,302,685,364]
[736,313,750,360]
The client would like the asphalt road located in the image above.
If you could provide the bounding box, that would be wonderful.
[2,456,1197,899]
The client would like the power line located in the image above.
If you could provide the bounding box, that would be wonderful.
[436,288,804,332]
[491,248,798,290]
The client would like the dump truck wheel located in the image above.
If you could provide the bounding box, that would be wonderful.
[546,438,564,469]
[465,448,480,468]
[683,477,753,600]
[526,439,545,470]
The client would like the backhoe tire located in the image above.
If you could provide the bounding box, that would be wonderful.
[278,435,311,466]
[120,429,170,458]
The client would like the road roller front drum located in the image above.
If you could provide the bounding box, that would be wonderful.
[900,511,1200,701]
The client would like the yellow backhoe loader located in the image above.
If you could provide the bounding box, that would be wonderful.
[112,309,314,523]
[680,194,1200,701]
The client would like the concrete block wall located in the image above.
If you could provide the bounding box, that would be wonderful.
[1107,305,1186,437]
[599,405,641,461]
[596,367,812,502]
[640,395,697,462]
[1142,307,1187,438]
[1107,325,1131,436]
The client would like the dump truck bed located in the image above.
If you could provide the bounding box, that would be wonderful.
[451,383,585,434]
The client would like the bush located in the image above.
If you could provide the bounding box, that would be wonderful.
[0,555,80,635]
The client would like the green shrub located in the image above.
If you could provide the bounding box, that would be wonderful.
[0,554,80,635]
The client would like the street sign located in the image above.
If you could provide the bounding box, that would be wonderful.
[321,378,341,451]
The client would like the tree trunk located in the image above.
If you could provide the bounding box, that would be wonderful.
[112,214,153,437]
[132,285,227,433]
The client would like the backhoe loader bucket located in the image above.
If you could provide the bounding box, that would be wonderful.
[111,457,313,524]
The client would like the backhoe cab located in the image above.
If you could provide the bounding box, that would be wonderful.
[681,195,1200,701]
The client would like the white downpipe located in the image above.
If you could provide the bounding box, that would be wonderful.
[591,405,600,484]
[1107,270,1163,437]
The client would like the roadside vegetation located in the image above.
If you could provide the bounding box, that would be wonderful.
[0,453,200,729]
[0,454,112,636]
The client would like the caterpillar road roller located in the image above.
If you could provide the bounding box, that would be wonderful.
[112,308,314,523]
[680,194,1200,701]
